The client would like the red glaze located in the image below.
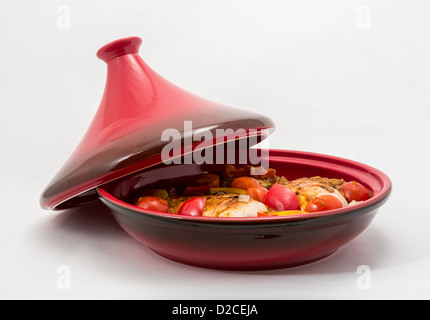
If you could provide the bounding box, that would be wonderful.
[40,37,274,210]
[97,149,392,271]
[40,36,392,271]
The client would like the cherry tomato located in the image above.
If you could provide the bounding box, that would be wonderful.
[305,195,343,213]
[264,183,300,211]
[341,181,372,202]
[178,197,206,217]
[232,176,260,190]
[246,187,268,203]
[136,196,169,212]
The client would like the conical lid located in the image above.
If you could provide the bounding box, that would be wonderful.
[40,36,275,210]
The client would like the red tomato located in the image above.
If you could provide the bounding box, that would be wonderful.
[341,181,372,202]
[246,187,268,203]
[178,197,206,217]
[264,183,300,211]
[232,177,260,190]
[305,195,343,213]
[136,196,169,212]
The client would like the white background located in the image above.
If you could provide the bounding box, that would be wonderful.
[1,0,429,300]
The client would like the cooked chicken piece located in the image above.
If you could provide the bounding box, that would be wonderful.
[168,194,268,218]
[280,176,348,210]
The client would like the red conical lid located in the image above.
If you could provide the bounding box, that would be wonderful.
[40,37,275,210]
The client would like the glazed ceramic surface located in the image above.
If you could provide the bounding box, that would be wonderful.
[40,37,274,210]
[97,149,392,271]
[40,36,392,271]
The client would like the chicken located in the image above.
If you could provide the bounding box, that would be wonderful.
[279,176,348,210]
[168,194,268,218]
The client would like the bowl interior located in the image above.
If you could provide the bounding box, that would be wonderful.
[98,149,391,222]
[97,149,391,270]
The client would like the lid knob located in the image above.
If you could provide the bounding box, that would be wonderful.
[96,36,142,63]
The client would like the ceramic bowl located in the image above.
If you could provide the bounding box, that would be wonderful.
[97,149,392,271]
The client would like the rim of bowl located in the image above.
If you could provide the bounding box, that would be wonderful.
[96,149,392,224]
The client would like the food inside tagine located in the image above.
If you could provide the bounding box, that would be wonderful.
[132,165,373,218]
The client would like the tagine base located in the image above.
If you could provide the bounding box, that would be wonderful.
[148,247,339,271]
